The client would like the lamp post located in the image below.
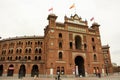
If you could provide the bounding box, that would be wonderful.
[105,61,108,76]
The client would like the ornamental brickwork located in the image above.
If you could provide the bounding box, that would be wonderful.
[0,14,113,77]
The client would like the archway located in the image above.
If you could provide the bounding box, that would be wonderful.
[7,64,14,76]
[31,65,39,77]
[0,65,3,76]
[75,56,85,77]
[18,64,26,78]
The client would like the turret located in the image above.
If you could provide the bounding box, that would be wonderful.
[47,14,57,28]
[91,22,100,30]
[91,22,100,34]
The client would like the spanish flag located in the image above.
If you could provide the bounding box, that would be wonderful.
[90,17,94,21]
[69,4,75,9]
[48,7,53,11]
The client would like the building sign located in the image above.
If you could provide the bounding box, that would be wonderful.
[68,26,86,33]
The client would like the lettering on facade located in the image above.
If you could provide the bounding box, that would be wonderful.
[68,26,86,33]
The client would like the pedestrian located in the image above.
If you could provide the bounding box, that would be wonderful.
[98,73,101,78]
[58,74,60,80]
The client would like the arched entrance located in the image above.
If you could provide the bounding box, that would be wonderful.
[75,56,85,77]
[31,65,39,77]
[0,65,3,76]
[7,64,14,76]
[18,64,26,78]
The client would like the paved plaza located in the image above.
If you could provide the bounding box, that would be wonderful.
[0,74,120,80]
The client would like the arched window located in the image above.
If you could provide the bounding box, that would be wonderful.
[16,49,18,53]
[10,57,12,60]
[35,56,37,60]
[35,42,37,45]
[28,41,30,45]
[41,42,42,45]
[29,48,31,53]
[57,67,60,74]
[69,42,73,49]
[2,50,6,55]
[19,56,21,60]
[93,45,96,51]
[39,49,42,53]
[84,43,87,50]
[8,56,12,60]
[75,36,82,50]
[92,37,95,42]
[94,54,97,61]
[24,56,27,60]
[28,56,31,60]
[38,56,41,60]
[35,48,38,53]
[8,50,10,54]
[25,49,28,53]
[7,57,9,60]
[20,49,22,53]
[11,49,13,54]
[59,52,62,60]
[59,33,62,38]
[31,42,32,45]
[15,56,18,60]
[38,41,40,45]
[59,42,62,49]
[61,67,64,75]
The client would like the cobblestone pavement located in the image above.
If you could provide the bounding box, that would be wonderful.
[0,74,120,80]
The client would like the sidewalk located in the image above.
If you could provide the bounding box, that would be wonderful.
[0,74,120,80]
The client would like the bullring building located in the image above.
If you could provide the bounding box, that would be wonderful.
[0,14,113,77]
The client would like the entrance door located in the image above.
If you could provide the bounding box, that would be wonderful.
[75,56,85,77]
[18,65,26,78]
[7,64,14,76]
[0,65,3,76]
[31,65,39,77]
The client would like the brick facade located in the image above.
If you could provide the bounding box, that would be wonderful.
[0,14,112,77]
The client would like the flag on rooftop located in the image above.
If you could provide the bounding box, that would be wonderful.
[69,3,75,9]
[90,17,94,21]
[48,7,53,11]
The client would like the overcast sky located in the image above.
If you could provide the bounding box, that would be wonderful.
[0,0,120,65]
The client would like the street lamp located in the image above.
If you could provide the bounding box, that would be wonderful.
[105,60,108,76]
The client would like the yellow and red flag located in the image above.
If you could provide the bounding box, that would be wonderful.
[69,4,75,9]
